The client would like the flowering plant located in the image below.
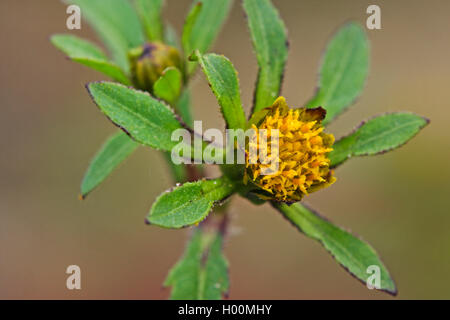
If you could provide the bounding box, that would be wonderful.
[52,0,428,299]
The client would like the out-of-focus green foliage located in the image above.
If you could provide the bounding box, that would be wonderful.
[165,228,229,299]
[51,34,130,84]
[66,0,145,72]
[182,0,233,74]
[135,0,164,41]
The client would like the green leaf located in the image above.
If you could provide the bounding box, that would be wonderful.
[273,202,397,295]
[164,23,181,51]
[153,67,183,105]
[135,0,164,41]
[330,112,429,167]
[88,82,222,163]
[243,0,288,113]
[306,23,369,125]
[175,89,194,127]
[67,0,145,72]
[329,133,358,168]
[165,227,229,299]
[147,177,235,228]
[183,0,234,75]
[51,34,130,84]
[182,2,202,64]
[86,82,184,152]
[192,51,246,129]
[81,131,139,197]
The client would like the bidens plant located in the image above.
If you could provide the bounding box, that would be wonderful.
[52,0,428,299]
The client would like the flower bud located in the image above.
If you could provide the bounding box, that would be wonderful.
[128,41,183,92]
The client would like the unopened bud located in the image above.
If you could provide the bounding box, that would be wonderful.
[128,42,183,92]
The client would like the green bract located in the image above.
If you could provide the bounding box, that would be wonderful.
[52,0,428,299]
[153,67,183,105]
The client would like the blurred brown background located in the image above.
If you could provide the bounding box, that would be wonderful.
[1,0,449,299]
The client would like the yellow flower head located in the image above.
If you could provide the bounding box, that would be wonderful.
[245,97,336,202]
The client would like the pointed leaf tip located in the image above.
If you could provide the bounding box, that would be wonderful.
[306,22,369,124]
[273,202,397,295]
[330,112,429,167]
